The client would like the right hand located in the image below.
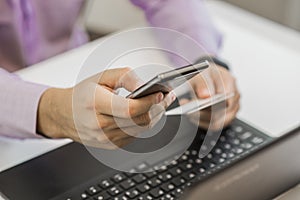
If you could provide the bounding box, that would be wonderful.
[37,67,175,149]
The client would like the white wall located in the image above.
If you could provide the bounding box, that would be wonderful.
[220,0,300,31]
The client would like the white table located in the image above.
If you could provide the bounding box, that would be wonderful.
[0,1,300,197]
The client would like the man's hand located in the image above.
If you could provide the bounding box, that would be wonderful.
[37,67,175,149]
[181,65,240,130]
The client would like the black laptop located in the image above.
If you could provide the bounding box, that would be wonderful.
[0,115,299,200]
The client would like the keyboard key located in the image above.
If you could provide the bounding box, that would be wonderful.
[149,188,165,198]
[232,147,244,154]
[220,136,226,142]
[209,163,216,168]
[170,159,178,166]
[171,177,185,187]
[136,163,150,172]
[119,179,135,190]
[158,172,173,182]
[99,179,113,189]
[239,131,252,140]
[95,192,110,200]
[144,171,157,178]
[191,157,200,163]
[161,194,175,200]
[234,126,243,133]
[191,150,198,155]
[138,194,153,200]
[85,185,101,196]
[160,183,175,192]
[221,153,228,158]
[198,167,206,174]
[214,148,222,154]
[132,174,147,183]
[218,157,226,163]
[123,172,135,178]
[182,172,196,180]
[252,137,264,144]
[232,138,241,145]
[111,174,126,183]
[181,163,193,171]
[125,188,140,198]
[108,186,123,196]
[147,178,162,187]
[207,153,213,159]
[113,196,128,200]
[156,165,168,172]
[226,129,236,137]
[169,167,182,176]
[224,143,231,150]
[179,155,188,162]
[241,143,253,149]
[80,193,89,199]
[228,152,235,158]
[136,183,151,193]
[171,188,184,198]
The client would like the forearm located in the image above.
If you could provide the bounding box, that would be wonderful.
[0,68,49,139]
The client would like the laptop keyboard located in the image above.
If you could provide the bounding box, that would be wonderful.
[59,123,271,200]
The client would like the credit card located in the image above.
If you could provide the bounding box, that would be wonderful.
[165,93,235,116]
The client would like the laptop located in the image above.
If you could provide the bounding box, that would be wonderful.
[0,115,299,200]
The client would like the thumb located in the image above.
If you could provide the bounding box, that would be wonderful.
[193,74,215,99]
[97,67,143,91]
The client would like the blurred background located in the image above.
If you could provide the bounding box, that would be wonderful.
[83,0,300,40]
[220,0,300,31]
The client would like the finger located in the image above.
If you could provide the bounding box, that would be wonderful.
[198,92,239,122]
[227,92,240,108]
[208,66,229,94]
[95,85,164,118]
[191,74,214,99]
[117,69,144,92]
[211,103,240,130]
[97,67,143,91]
[98,112,153,131]
[126,91,176,118]
[224,103,240,127]
[159,92,177,110]
[111,137,136,149]
[97,114,144,130]
[188,100,238,129]
[96,93,175,131]
[208,102,240,130]
[179,98,189,105]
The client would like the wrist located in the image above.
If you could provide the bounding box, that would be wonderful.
[37,88,73,139]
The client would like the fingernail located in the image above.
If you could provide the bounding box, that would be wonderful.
[156,93,164,103]
[198,88,211,98]
[171,93,176,101]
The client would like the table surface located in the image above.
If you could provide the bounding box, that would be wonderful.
[0,0,300,193]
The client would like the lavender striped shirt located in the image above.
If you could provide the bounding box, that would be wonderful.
[0,0,222,139]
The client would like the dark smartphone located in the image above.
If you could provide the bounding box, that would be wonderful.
[127,61,210,99]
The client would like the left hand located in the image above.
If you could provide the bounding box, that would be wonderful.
[180,65,240,130]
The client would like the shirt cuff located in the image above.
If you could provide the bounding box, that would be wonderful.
[0,68,49,139]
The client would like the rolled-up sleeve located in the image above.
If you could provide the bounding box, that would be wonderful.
[0,68,49,139]
[130,0,223,66]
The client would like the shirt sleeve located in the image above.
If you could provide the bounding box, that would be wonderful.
[130,0,223,66]
[0,68,49,139]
